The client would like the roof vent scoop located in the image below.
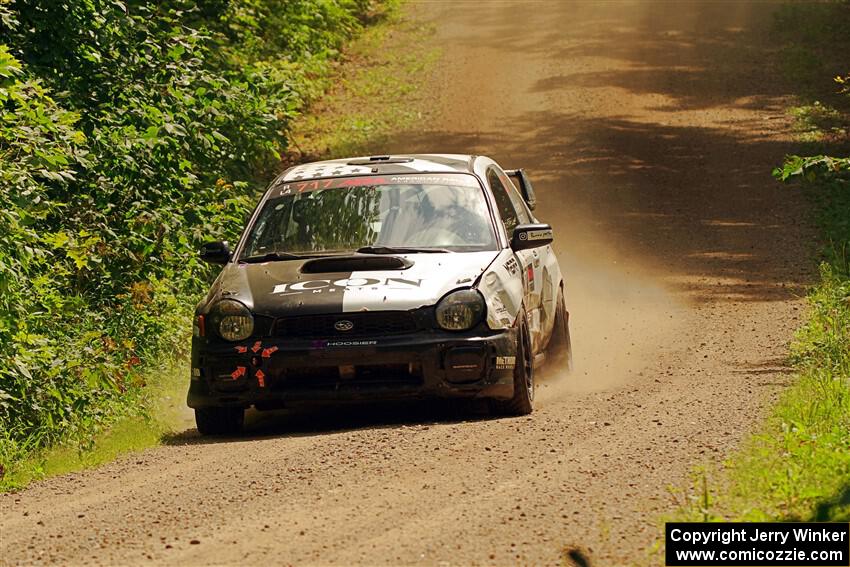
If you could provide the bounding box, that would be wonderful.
[346,156,414,166]
[300,255,413,274]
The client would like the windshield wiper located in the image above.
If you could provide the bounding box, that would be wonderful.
[356,245,451,255]
[240,252,315,263]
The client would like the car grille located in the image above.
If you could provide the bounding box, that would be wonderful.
[272,311,419,339]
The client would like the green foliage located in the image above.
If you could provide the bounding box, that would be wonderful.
[773,154,850,183]
[787,102,846,143]
[0,0,388,481]
[0,356,190,491]
[203,0,374,60]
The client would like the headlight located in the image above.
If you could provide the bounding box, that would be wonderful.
[435,289,485,331]
[209,299,254,341]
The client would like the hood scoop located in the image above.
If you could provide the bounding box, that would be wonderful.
[300,255,413,274]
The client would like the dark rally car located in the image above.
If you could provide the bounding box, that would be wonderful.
[188,154,572,434]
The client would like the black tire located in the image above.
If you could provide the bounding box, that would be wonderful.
[194,406,244,436]
[548,287,573,373]
[493,310,534,416]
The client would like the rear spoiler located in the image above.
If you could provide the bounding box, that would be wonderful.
[504,169,537,211]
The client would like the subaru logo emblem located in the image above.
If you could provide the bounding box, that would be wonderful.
[334,320,354,332]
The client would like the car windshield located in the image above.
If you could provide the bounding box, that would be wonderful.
[240,174,497,258]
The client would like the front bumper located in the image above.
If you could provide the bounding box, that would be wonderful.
[187,329,518,409]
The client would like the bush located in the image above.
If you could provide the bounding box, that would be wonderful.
[0,0,387,478]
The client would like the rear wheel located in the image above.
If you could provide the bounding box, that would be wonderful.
[548,287,573,373]
[492,310,534,416]
[194,406,244,436]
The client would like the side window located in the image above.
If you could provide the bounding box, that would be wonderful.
[500,172,532,224]
[488,168,520,237]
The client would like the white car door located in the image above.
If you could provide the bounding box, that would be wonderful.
[487,167,552,353]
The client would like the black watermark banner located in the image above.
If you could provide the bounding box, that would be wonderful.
[666,522,849,566]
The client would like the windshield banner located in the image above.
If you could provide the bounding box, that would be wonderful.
[271,173,480,198]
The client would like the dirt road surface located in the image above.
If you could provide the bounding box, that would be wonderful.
[0,2,812,565]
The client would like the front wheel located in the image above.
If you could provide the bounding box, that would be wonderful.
[492,310,534,416]
[195,406,244,436]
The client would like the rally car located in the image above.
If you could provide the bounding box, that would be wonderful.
[188,154,572,435]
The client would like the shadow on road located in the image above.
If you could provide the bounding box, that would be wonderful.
[162,400,495,446]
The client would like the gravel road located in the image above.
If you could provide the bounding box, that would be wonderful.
[0,2,812,565]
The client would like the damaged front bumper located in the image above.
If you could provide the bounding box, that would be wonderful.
[187,329,518,409]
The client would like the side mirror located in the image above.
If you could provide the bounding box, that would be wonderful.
[504,168,537,211]
[200,241,231,265]
[511,224,553,251]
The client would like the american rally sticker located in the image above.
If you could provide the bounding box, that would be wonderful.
[496,356,516,370]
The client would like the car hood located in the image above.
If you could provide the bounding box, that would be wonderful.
[208,251,500,316]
